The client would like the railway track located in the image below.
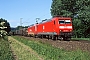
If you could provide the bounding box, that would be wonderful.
[17,36,90,52]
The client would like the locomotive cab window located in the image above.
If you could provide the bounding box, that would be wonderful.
[65,20,71,24]
[59,20,64,24]
[59,20,71,24]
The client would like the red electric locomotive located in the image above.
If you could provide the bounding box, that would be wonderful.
[28,17,73,40]
[27,24,35,36]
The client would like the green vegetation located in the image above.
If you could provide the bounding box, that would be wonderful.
[0,18,11,38]
[8,36,40,60]
[0,19,13,60]
[0,37,13,60]
[0,18,11,33]
[13,36,90,60]
[51,0,90,38]
[72,38,90,41]
[16,26,29,30]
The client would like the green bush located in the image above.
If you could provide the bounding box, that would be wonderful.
[0,38,14,60]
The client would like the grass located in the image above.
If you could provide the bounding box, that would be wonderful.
[8,36,41,60]
[71,38,90,41]
[0,36,14,60]
[12,36,90,60]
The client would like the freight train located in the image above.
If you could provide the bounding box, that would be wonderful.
[11,17,73,41]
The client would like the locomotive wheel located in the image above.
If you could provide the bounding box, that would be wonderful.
[61,37,64,41]
[43,35,46,38]
[52,35,56,40]
[34,35,36,38]
[67,37,71,41]
[47,35,50,40]
[39,35,43,39]
[63,37,66,41]
[63,37,70,41]
[49,35,52,39]
[56,35,58,40]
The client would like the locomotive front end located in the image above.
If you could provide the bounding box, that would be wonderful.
[58,18,73,40]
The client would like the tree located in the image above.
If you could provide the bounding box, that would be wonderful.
[51,0,90,17]
[51,0,75,17]
[51,0,90,38]
[0,18,11,33]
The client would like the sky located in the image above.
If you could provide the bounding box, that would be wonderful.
[0,0,52,27]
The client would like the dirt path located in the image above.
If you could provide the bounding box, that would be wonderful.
[8,36,44,60]
[22,36,90,52]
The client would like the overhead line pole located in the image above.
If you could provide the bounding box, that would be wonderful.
[20,18,23,26]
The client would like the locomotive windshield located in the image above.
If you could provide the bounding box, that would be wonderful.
[65,20,71,24]
[59,20,71,24]
[59,20,64,24]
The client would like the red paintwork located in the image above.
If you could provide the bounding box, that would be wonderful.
[27,17,73,36]
[27,25,35,35]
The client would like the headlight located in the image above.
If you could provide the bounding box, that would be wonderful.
[70,30,72,31]
[60,30,62,31]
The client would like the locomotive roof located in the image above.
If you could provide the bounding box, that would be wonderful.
[29,24,34,27]
[38,17,71,24]
[39,18,52,24]
[28,17,71,27]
